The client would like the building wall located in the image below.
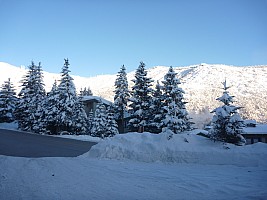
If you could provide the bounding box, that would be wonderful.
[243,134,267,144]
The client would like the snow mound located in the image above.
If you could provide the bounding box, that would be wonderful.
[0,122,18,130]
[55,134,102,143]
[88,131,267,166]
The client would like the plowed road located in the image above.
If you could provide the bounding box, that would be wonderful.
[0,129,96,157]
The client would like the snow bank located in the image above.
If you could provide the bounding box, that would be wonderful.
[88,131,267,166]
[55,134,102,143]
[0,122,18,130]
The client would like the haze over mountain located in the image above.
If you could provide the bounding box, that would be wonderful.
[1,62,266,128]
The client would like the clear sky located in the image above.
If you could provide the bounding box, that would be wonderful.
[0,0,266,77]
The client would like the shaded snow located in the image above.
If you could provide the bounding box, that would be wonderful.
[244,124,267,134]
[0,122,18,130]
[0,129,267,199]
[81,95,112,105]
[1,155,266,200]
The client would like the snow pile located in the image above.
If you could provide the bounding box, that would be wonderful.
[88,131,267,166]
[55,134,102,143]
[0,122,18,130]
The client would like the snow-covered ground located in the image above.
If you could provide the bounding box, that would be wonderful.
[88,131,267,166]
[1,155,266,200]
[1,129,267,199]
[54,134,102,143]
[0,122,18,131]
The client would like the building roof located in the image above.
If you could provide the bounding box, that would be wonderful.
[81,96,112,105]
[243,124,267,135]
[244,119,257,125]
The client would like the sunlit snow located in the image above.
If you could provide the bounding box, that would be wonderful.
[1,62,266,127]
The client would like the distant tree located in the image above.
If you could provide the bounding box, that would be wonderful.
[79,87,93,96]
[149,81,165,133]
[209,80,246,145]
[161,66,191,133]
[114,65,130,133]
[0,78,17,123]
[91,102,108,138]
[128,62,154,132]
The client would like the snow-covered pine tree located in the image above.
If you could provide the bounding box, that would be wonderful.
[209,80,246,145]
[128,62,154,132]
[0,78,17,123]
[44,80,61,134]
[106,105,119,137]
[57,59,78,134]
[114,65,130,133]
[85,87,93,96]
[91,102,108,138]
[15,62,35,130]
[72,96,89,135]
[30,62,47,133]
[161,66,191,134]
[79,88,84,97]
[55,59,89,135]
[15,61,46,132]
[149,81,165,133]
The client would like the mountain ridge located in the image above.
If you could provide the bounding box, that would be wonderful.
[1,61,266,127]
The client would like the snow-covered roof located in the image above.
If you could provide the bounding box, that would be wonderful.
[81,96,112,105]
[243,124,267,135]
[244,120,257,125]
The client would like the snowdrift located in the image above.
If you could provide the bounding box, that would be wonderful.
[88,131,267,166]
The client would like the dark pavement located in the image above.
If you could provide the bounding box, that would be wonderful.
[0,128,96,158]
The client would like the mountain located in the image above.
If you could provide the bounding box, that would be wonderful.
[1,62,266,127]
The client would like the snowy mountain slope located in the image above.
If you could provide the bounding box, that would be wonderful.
[0,62,266,126]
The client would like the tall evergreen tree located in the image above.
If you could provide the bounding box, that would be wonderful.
[30,62,46,133]
[15,62,35,130]
[15,61,46,132]
[209,80,246,145]
[161,66,191,133]
[0,78,17,123]
[128,62,154,132]
[114,65,130,133]
[57,59,78,134]
[44,80,61,134]
[149,81,165,133]
[56,59,88,135]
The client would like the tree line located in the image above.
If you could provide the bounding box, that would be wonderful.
[0,59,246,144]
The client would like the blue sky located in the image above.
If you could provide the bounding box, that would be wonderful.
[0,0,266,77]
